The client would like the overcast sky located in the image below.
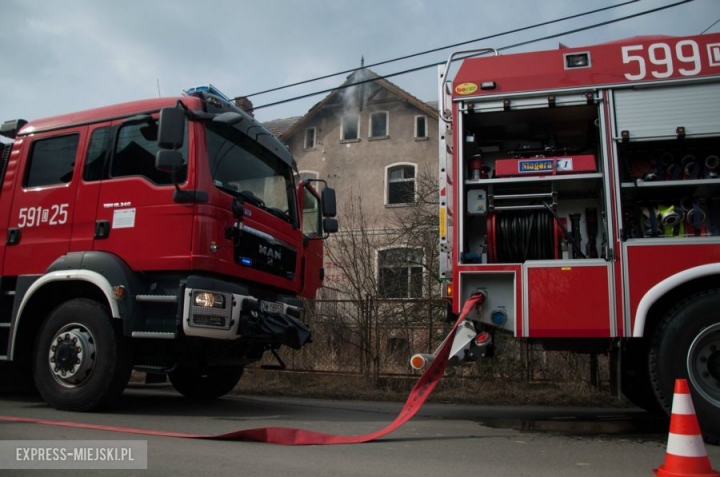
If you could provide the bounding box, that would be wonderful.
[1,0,719,125]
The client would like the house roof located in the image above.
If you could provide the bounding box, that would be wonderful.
[271,69,439,141]
[263,116,302,137]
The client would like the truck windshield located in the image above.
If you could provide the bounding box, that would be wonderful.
[205,122,296,225]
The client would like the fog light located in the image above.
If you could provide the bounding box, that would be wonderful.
[194,292,225,308]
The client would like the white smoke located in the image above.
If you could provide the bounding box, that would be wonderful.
[340,67,371,117]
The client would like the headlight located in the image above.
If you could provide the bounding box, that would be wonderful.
[194,292,226,308]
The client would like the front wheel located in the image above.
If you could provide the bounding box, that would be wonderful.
[33,299,133,411]
[169,366,244,399]
[650,290,720,444]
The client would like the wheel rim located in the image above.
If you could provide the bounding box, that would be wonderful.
[47,323,97,388]
[687,323,720,407]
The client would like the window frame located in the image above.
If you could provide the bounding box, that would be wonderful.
[110,117,187,185]
[304,127,317,150]
[83,125,112,182]
[377,247,424,299]
[340,114,360,142]
[369,111,389,140]
[414,115,428,140]
[205,121,296,227]
[384,162,417,206]
[24,133,79,188]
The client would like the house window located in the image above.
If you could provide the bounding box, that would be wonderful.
[378,248,423,298]
[25,134,79,187]
[385,163,416,205]
[369,111,388,139]
[341,115,359,141]
[415,116,427,139]
[304,127,316,149]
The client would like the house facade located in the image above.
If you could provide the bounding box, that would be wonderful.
[266,69,440,300]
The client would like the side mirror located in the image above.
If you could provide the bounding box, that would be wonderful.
[323,218,339,234]
[156,150,185,173]
[321,188,337,218]
[157,107,186,149]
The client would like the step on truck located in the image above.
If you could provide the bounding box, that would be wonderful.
[428,32,720,442]
[0,85,338,411]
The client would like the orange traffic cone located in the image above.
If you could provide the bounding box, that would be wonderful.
[654,379,720,477]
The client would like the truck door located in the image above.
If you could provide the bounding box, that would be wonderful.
[91,116,193,271]
[2,127,87,276]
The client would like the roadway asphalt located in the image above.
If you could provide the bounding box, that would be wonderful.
[0,385,718,477]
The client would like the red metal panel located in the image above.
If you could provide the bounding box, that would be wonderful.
[626,242,720,326]
[453,33,720,98]
[527,264,611,337]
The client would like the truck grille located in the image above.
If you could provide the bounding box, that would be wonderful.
[235,227,297,280]
[190,314,232,329]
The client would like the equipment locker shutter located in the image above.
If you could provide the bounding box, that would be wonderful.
[613,82,720,140]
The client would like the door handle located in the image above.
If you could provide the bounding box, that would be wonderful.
[6,228,21,245]
[95,220,111,239]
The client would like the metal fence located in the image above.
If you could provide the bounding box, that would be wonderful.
[259,297,610,388]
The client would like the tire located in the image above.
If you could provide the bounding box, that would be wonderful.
[649,290,720,444]
[169,366,244,399]
[33,299,133,411]
[620,339,665,415]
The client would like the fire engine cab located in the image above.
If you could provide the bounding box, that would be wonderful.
[434,32,720,442]
[0,85,337,411]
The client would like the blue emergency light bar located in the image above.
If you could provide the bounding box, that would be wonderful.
[183,84,232,103]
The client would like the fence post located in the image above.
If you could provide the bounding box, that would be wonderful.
[523,341,531,382]
[427,300,434,354]
[373,296,380,386]
[364,295,372,380]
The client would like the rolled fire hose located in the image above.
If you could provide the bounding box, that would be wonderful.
[706,155,720,170]
[705,155,719,178]
[658,204,685,237]
[0,294,487,446]
[681,196,707,236]
[658,204,684,228]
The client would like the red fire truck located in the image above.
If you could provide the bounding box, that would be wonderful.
[434,32,720,441]
[0,85,337,411]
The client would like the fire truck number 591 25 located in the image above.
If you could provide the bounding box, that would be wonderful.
[17,204,69,228]
[0,84,338,412]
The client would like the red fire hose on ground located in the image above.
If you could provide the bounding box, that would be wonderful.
[0,294,484,446]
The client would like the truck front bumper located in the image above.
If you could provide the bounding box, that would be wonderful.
[181,275,310,349]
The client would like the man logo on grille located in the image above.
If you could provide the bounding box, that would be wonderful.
[259,245,281,264]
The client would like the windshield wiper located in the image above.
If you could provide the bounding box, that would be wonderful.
[218,186,291,223]
[237,190,265,208]
[266,207,291,222]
